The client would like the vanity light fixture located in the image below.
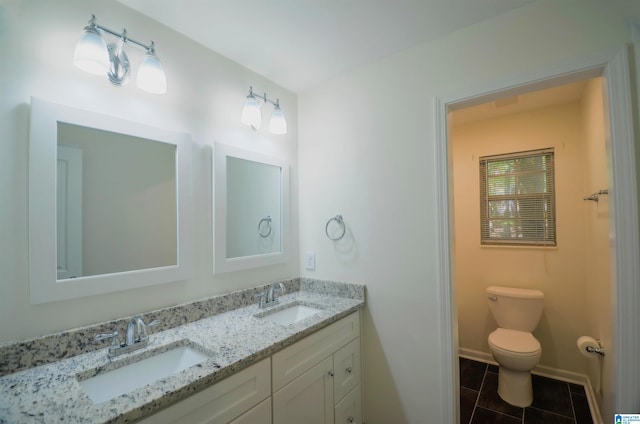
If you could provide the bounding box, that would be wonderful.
[241,86,288,135]
[74,15,167,94]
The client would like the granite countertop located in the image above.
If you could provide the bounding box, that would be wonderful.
[0,282,364,424]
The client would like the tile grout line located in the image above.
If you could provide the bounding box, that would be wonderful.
[528,406,578,422]
[568,384,578,424]
[521,370,525,424]
[467,363,488,424]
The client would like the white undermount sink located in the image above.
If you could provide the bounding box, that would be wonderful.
[256,302,323,326]
[78,342,212,404]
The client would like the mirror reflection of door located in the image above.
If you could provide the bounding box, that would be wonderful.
[57,122,177,279]
[56,145,83,279]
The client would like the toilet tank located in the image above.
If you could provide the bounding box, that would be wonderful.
[486,286,544,332]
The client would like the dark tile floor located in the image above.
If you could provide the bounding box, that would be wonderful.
[460,357,594,424]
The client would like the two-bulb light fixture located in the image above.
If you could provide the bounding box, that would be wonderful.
[241,86,287,135]
[73,14,167,94]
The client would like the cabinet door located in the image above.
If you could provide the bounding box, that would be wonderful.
[229,397,271,424]
[333,338,360,403]
[272,312,359,391]
[137,358,270,424]
[273,356,333,424]
[335,385,362,424]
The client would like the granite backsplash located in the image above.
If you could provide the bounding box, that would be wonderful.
[0,278,365,377]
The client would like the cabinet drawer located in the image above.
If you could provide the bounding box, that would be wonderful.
[334,385,362,424]
[333,338,360,403]
[229,397,271,424]
[272,312,360,391]
[137,358,271,424]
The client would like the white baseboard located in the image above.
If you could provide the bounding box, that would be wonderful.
[458,348,603,424]
[459,348,496,366]
[582,377,604,424]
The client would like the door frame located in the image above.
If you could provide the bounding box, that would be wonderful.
[56,145,83,280]
[434,46,639,422]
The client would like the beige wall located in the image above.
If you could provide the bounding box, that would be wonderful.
[580,78,612,415]
[452,79,614,416]
[452,101,591,374]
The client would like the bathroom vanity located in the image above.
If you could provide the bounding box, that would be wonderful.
[0,280,365,424]
[139,312,360,424]
[13,97,364,423]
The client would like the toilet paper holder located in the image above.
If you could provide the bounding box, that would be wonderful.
[585,345,605,357]
[584,338,605,357]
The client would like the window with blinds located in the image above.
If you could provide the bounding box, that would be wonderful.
[479,148,556,246]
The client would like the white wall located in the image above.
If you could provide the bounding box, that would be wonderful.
[298,1,632,422]
[0,0,298,343]
[1,0,637,421]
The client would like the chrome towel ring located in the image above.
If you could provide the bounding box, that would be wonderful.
[325,214,346,241]
[258,216,272,238]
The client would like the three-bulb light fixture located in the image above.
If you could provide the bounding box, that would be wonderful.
[241,86,288,135]
[73,14,167,94]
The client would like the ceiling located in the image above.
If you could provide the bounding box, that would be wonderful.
[116,0,540,93]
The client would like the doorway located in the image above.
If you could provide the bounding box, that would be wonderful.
[434,47,640,423]
[450,77,608,423]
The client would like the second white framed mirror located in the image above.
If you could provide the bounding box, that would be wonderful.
[213,143,289,273]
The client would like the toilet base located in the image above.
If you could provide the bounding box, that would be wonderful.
[497,366,533,407]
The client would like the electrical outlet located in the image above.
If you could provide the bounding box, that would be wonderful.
[304,251,316,270]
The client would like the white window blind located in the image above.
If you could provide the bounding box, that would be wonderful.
[479,148,556,246]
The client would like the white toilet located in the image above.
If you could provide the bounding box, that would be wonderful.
[486,286,544,407]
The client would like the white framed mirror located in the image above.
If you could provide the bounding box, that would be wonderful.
[29,97,193,304]
[213,143,289,273]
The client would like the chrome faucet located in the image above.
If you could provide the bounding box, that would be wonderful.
[96,316,160,358]
[267,282,286,304]
[126,316,149,346]
[255,282,287,309]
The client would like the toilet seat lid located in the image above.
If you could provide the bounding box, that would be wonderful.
[489,328,540,353]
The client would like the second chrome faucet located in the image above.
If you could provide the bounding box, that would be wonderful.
[256,282,286,309]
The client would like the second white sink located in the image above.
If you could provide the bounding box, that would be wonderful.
[78,342,213,404]
[256,302,323,325]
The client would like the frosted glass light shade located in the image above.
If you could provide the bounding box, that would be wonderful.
[73,27,109,75]
[241,95,262,128]
[269,105,287,135]
[136,51,167,94]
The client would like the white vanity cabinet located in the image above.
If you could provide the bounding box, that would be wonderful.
[229,398,272,424]
[136,311,361,424]
[272,312,361,424]
[334,384,362,424]
[137,358,271,424]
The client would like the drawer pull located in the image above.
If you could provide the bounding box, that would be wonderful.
[328,370,335,377]
[346,366,353,374]
[347,417,354,423]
